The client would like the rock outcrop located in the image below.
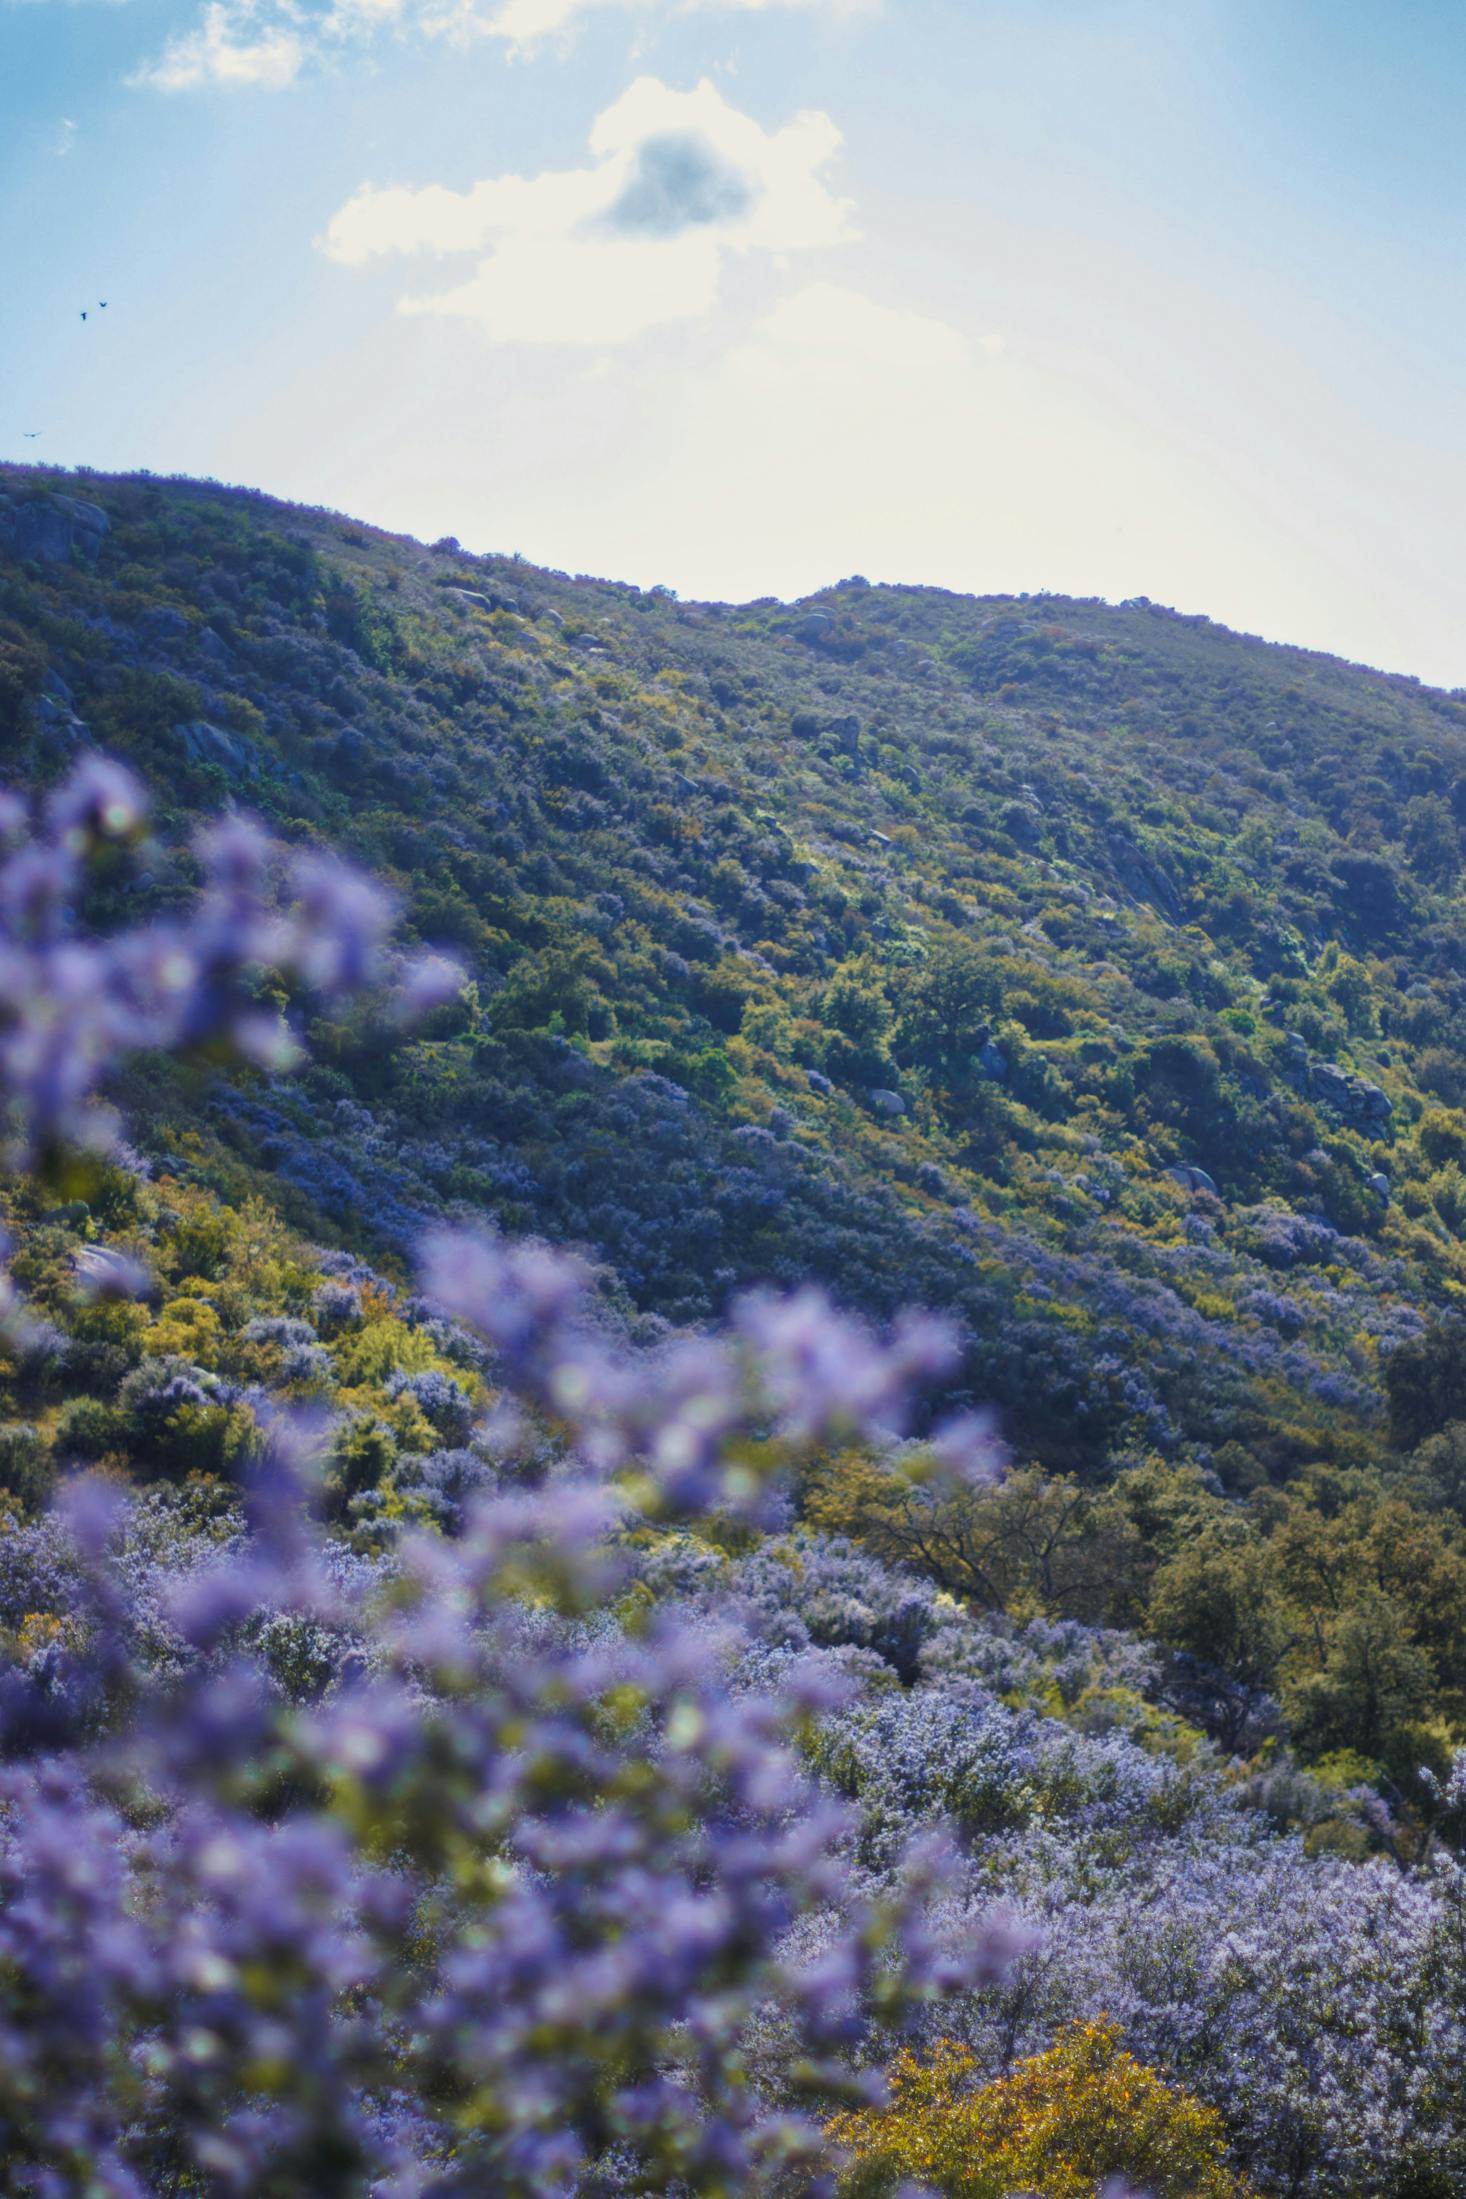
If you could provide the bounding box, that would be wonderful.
[34,671,89,751]
[176,719,260,781]
[0,493,109,566]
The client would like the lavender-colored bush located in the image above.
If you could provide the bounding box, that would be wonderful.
[0,765,1009,2195]
[0,755,453,1164]
[0,1279,1009,2195]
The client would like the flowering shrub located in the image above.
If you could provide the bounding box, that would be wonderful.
[0,1286,1008,2195]
[0,753,455,1165]
[0,765,1010,2194]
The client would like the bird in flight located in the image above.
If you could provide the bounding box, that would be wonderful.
[99,300,108,309]
[22,432,40,440]
[80,310,88,321]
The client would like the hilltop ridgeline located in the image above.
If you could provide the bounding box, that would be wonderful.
[7,464,1466,1490]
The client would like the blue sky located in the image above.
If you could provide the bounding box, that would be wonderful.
[4,0,1464,685]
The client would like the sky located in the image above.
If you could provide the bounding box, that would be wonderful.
[3,0,1465,686]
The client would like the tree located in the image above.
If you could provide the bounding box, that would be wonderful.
[829,2022,1249,2199]
[492,940,615,1040]
[1404,794,1461,888]
[1386,1321,1466,1450]
[808,1460,1145,1626]
[1405,1419,1466,1521]
[1146,1531,1290,1749]
[893,940,1002,1091]
[1282,1588,1434,1762]
[820,959,894,1086]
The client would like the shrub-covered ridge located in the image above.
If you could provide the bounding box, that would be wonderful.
[8,461,1466,1478]
[10,478,1466,2192]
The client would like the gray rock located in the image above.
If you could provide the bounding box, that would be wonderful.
[35,672,88,751]
[974,1038,1009,1081]
[1107,832,1181,920]
[176,719,259,781]
[1166,1163,1219,1197]
[0,492,109,566]
[1369,1172,1391,1203]
[806,1068,834,1095]
[795,611,834,645]
[447,586,519,616]
[1308,1057,1394,1126]
[0,494,108,567]
[868,1087,907,1117]
[1280,1032,1309,1075]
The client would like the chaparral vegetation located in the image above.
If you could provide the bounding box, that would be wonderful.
[6,464,1466,2195]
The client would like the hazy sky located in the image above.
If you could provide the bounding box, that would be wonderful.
[4,0,1465,685]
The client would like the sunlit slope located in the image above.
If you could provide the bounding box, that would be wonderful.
[7,462,1466,1478]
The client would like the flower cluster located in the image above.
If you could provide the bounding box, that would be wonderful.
[0,1265,1014,2196]
[0,755,456,1163]
[0,767,1012,2190]
[0,777,1020,2192]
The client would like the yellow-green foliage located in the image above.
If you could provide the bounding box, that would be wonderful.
[829,2022,1249,2199]
[329,1305,458,1387]
[807,1455,1145,1628]
[148,1290,225,1364]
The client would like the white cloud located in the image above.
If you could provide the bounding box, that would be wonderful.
[130,1,306,89]
[324,77,853,344]
[403,234,732,344]
[128,0,876,92]
[54,116,77,155]
[483,0,878,51]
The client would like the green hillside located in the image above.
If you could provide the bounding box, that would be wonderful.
[10,460,1466,1787]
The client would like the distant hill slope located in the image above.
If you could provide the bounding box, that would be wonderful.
[6,461,1466,1482]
